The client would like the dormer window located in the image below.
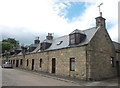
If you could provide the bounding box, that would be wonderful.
[69,34,79,45]
[40,42,52,51]
[69,29,86,45]
[40,42,46,50]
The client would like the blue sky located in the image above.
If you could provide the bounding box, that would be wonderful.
[62,2,86,20]
[0,0,119,45]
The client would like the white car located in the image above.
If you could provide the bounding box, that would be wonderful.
[2,62,13,68]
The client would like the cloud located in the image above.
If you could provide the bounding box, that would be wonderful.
[108,25,118,42]
[55,0,119,42]
[0,0,119,45]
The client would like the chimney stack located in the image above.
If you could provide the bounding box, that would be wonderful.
[100,12,102,17]
[95,12,106,28]
[46,33,53,40]
[34,37,40,44]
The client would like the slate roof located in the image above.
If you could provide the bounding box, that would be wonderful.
[29,44,39,47]
[17,26,99,55]
[113,41,120,52]
[46,35,69,51]
[17,52,22,55]
[45,27,98,51]
[30,44,41,53]
[70,29,85,34]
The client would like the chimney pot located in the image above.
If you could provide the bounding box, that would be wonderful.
[100,12,102,17]
[46,33,53,40]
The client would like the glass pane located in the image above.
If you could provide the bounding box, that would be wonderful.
[76,34,79,38]
[71,62,75,71]
[70,34,75,39]
[70,39,75,44]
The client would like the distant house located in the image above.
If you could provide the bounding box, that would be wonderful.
[2,14,120,80]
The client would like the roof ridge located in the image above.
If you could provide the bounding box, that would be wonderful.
[51,27,96,40]
[53,35,68,40]
[113,41,120,44]
[83,27,96,32]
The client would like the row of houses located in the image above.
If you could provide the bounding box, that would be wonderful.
[2,14,120,81]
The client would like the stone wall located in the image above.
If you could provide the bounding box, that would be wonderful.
[48,46,87,80]
[4,46,87,80]
[86,26,117,80]
[2,27,118,80]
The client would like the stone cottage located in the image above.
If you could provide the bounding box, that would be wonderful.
[2,14,119,81]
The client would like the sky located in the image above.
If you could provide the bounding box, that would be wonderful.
[0,0,119,45]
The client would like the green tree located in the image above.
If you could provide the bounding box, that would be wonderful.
[2,42,14,53]
[1,38,19,53]
[2,38,19,47]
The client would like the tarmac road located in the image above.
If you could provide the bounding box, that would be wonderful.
[2,68,119,87]
[2,68,80,86]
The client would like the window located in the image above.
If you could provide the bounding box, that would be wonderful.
[70,58,75,71]
[70,39,75,44]
[110,57,114,67]
[20,59,23,65]
[69,34,75,45]
[69,33,80,45]
[57,41,63,45]
[27,59,29,66]
[76,34,80,44]
[70,34,75,39]
[40,59,42,68]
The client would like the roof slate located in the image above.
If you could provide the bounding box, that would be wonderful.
[46,27,97,51]
[17,27,98,55]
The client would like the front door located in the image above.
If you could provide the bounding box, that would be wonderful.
[116,61,120,77]
[52,58,56,73]
[16,60,19,67]
[31,59,34,70]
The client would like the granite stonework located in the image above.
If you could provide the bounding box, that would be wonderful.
[86,26,117,80]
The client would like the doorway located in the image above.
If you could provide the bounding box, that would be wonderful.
[52,58,56,73]
[16,60,19,67]
[31,59,34,70]
[116,61,120,77]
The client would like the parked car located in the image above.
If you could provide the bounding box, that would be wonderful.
[2,62,13,68]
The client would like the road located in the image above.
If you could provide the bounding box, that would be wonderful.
[2,68,80,86]
[2,68,119,86]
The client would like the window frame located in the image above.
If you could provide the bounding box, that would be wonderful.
[69,34,75,45]
[69,33,80,45]
[110,57,115,67]
[70,58,75,71]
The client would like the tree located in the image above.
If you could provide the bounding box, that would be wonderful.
[2,42,14,53]
[2,38,19,47]
[2,38,19,53]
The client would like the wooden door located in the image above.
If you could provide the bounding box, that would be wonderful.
[31,59,34,70]
[52,58,56,73]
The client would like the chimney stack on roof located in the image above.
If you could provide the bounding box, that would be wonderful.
[95,3,106,28]
[46,33,53,40]
[34,37,40,44]
[100,12,102,17]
